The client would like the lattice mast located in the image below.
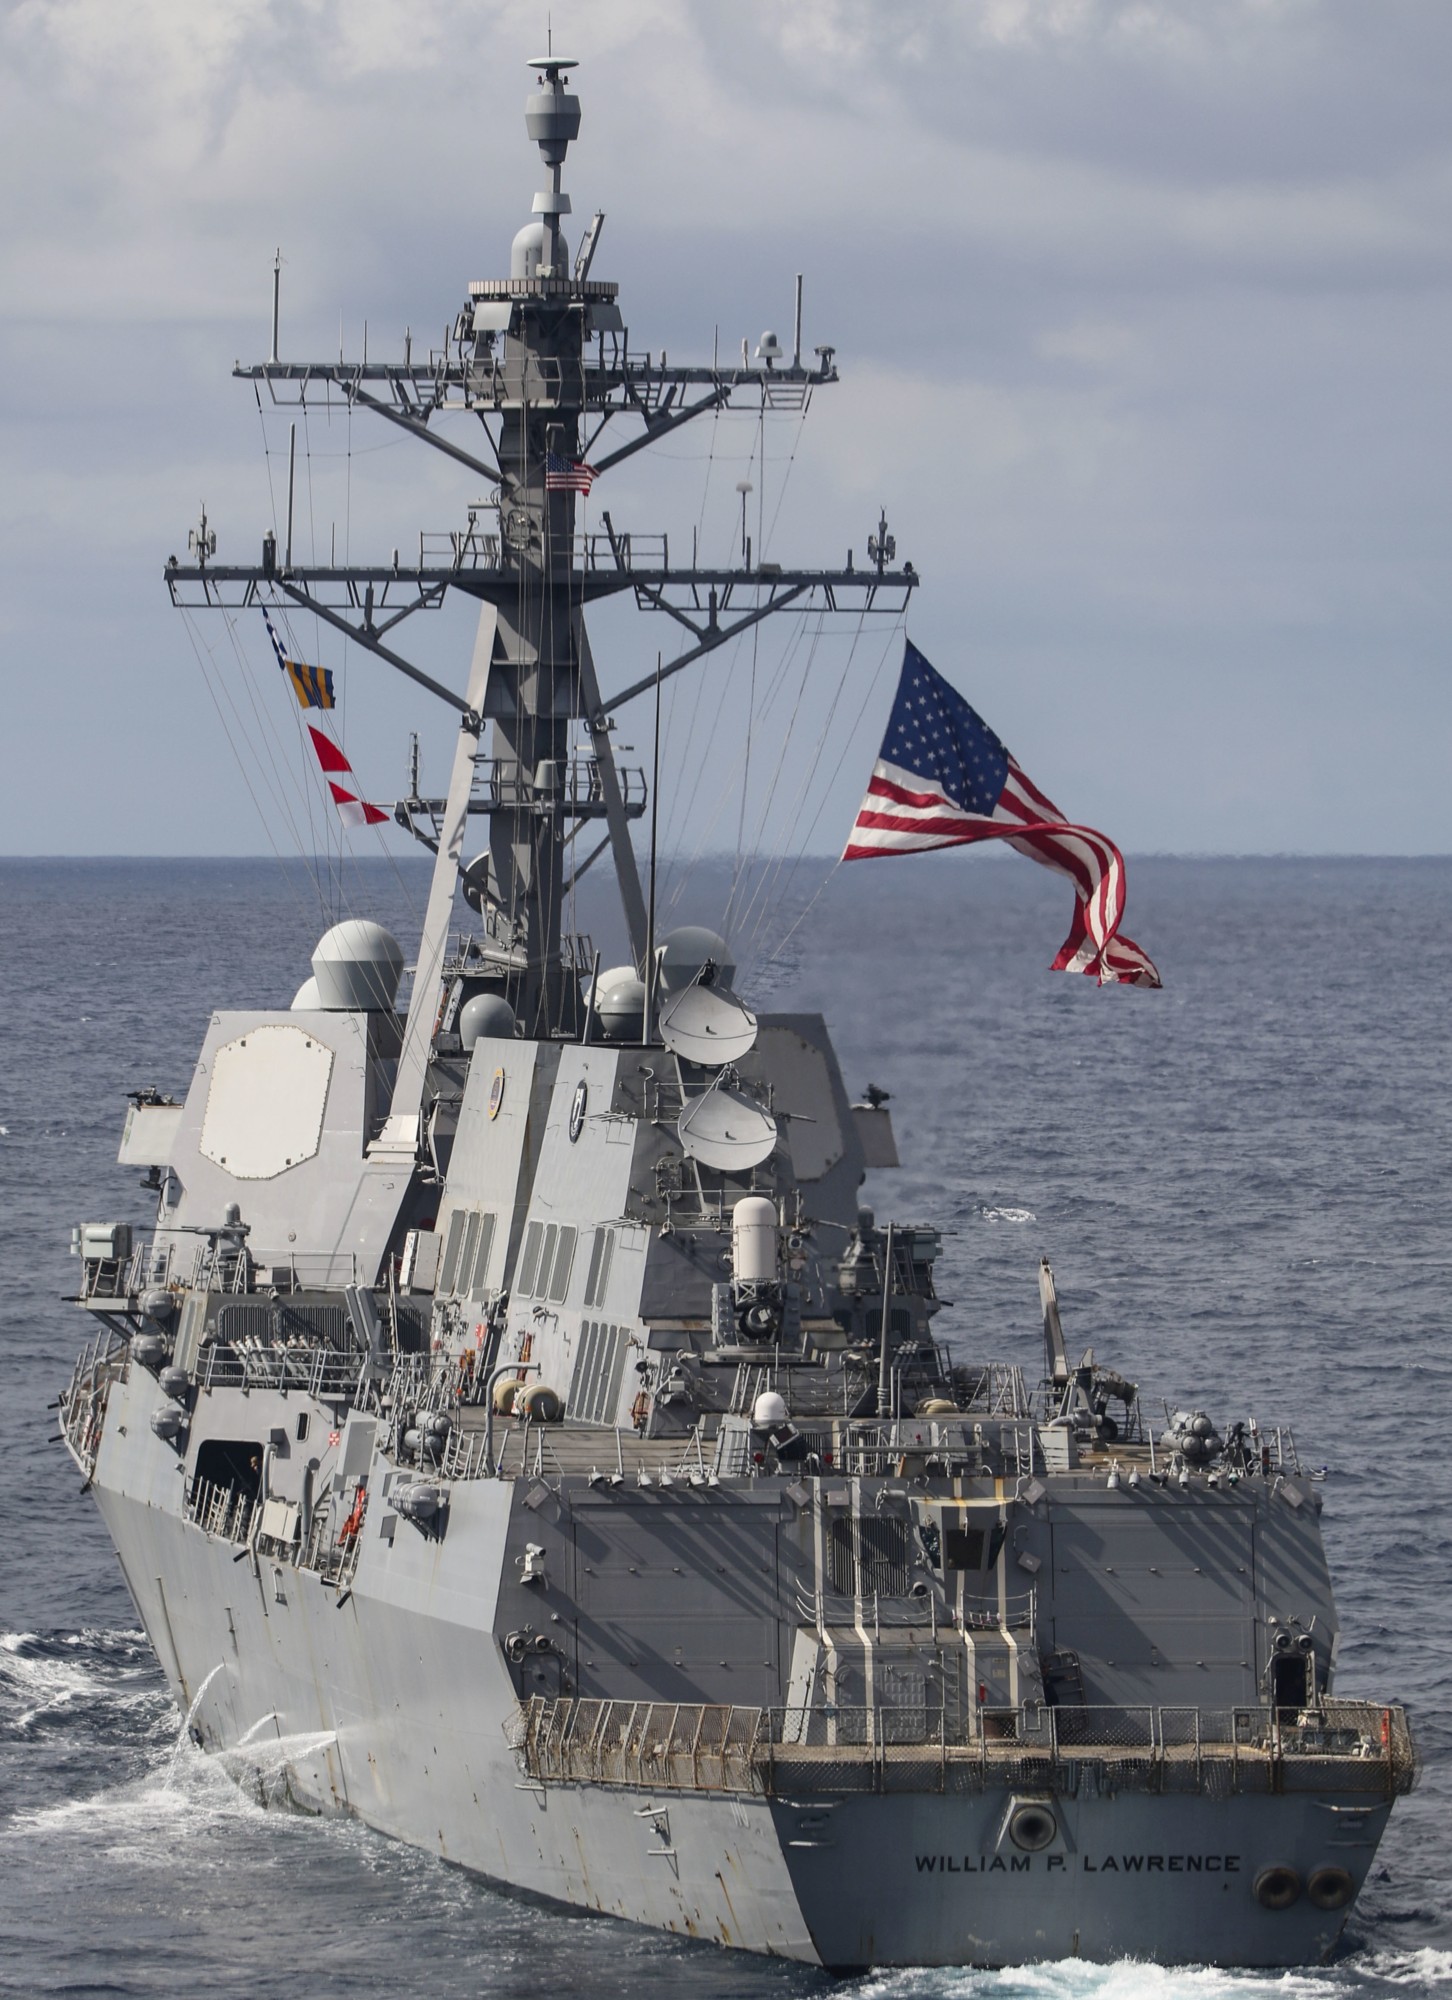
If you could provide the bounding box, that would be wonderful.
[166,54,916,1104]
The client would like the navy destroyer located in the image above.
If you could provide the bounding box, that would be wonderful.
[60,57,1415,1970]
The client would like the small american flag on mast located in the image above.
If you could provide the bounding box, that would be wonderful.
[545,450,598,494]
[844,641,1161,988]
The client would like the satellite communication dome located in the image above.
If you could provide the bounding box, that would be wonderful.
[291,975,323,1011]
[752,1390,789,1430]
[459,992,517,1049]
[310,920,404,1012]
[657,926,735,996]
[595,968,646,1041]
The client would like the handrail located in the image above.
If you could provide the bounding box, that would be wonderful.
[511,1696,1417,1800]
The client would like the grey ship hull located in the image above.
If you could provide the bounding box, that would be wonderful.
[84,1363,1396,1972]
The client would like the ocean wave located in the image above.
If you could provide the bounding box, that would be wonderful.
[0,1628,161,1738]
[1345,1949,1452,1988]
[981,1205,1037,1225]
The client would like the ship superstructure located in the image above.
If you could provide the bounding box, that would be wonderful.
[60,59,1414,1971]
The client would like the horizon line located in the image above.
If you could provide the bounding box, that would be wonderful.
[3,850,1450,865]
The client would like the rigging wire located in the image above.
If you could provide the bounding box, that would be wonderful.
[217,608,327,876]
[248,598,328,884]
[720,612,817,938]
[654,408,767,869]
[241,396,431,934]
[664,612,814,927]
[729,613,829,949]
[747,612,908,978]
[179,608,327,930]
[299,400,340,916]
[253,391,331,884]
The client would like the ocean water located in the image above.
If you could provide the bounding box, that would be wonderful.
[2,853,1449,1999]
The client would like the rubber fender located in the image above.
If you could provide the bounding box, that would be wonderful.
[1253,1865,1301,1911]
[1306,1866,1355,1911]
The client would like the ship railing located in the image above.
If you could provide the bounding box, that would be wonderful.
[290,1488,365,1588]
[183,1244,362,1296]
[321,1516,366,1589]
[484,1421,718,1485]
[186,1242,252,1295]
[791,1585,1038,1637]
[512,1696,767,1796]
[729,1363,773,1420]
[132,1241,177,1291]
[365,1352,440,1423]
[260,1252,363,1293]
[787,1422,965,1479]
[759,1700,1418,1798]
[198,1341,369,1399]
[951,1362,1033,1418]
[469,756,647,818]
[511,1697,1417,1800]
[413,527,673,576]
[76,1252,135,1303]
[58,1329,129,1477]
[185,1475,255,1547]
[1268,1425,1301,1473]
[439,1425,491,1481]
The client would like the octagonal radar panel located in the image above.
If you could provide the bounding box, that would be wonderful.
[659,984,758,1065]
[677,1083,778,1173]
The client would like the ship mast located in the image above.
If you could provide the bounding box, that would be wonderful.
[165,55,917,1134]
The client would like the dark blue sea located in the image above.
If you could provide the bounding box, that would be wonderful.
[2,854,1449,1999]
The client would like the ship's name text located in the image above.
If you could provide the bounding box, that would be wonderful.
[914,1854,1242,1875]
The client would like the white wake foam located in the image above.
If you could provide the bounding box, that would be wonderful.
[6,1731,267,1857]
[859,1965,1331,2000]
[855,1952,1452,2000]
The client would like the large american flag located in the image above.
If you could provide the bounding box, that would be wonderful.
[545,451,598,494]
[844,641,1161,988]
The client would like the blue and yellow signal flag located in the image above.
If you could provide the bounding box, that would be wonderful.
[262,606,335,710]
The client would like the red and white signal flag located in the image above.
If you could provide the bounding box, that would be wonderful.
[307,726,390,829]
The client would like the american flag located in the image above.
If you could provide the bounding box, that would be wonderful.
[545,450,598,494]
[844,641,1161,988]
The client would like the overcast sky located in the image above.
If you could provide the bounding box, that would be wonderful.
[3,0,1449,861]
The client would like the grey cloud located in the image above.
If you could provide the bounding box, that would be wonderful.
[1,0,1449,857]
